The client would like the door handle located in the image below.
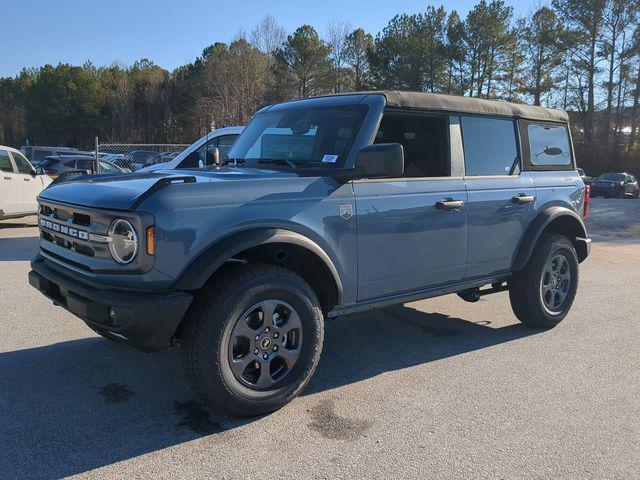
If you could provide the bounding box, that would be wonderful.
[3,176,11,180]
[512,194,535,204]
[436,198,464,210]
[23,177,31,181]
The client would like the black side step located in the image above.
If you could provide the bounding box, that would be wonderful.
[457,282,508,303]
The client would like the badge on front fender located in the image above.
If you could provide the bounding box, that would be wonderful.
[340,204,353,220]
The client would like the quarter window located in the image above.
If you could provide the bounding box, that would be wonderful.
[528,124,571,166]
[461,116,519,176]
[0,150,14,172]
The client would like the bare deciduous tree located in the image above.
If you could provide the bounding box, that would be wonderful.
[327,19,352,93]
[251,16,287,56]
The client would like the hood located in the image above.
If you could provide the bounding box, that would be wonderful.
[39,167,299,211]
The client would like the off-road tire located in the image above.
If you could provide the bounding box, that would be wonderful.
[181,263,324,416]
[509,234,579,328]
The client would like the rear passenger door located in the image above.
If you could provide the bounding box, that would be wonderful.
[460,116,537,279]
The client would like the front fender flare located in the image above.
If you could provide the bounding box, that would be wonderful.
[512,206,588,272]
[174,228,344,303]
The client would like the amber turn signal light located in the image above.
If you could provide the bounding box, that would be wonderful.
[146,226,155,256]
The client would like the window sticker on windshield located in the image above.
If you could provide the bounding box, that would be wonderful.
[322,154,339,164]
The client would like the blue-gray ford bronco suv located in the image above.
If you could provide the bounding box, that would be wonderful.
[29,92,591,415]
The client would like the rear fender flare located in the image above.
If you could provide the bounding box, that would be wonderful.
[512,206,588,271]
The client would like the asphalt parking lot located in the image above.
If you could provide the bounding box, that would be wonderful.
[1,198,639,479]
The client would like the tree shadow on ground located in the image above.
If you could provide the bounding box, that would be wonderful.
[0,304,540,478]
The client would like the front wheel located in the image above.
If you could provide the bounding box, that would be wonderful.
[509,234,579,328]
[181,264,324,416]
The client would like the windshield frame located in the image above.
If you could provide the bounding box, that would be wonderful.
[227,94,385,173]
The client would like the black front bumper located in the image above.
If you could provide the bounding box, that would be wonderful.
[29,257,193,351]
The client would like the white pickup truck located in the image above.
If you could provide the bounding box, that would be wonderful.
[136,126,244,172]
[0,145,52,220]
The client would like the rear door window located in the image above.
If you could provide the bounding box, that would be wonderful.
[527,124,571,166]
[461,116,519,176]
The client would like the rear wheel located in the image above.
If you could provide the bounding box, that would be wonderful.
[509,234,579,328]
[181,264,324,416]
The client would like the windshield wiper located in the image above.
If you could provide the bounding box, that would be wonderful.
[258,158,298,170]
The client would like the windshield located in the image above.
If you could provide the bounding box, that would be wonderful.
[599,173,624,181]
[228,105,368,169]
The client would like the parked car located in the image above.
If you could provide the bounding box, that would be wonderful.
[0,145,52,220]
[98,159,130,174]
[159,151,181,162]
[577,168,593,185]
[38,155,99,178]
[100,154,134,171]
[590,172,639,198]
[21,146,93,164]
[98,154,128,168]
[42,155,132,180]
[29,92,591,416]
[121,150,162,171]
[137,126,244,172]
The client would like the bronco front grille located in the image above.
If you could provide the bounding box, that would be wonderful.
[38,202,98,260]
[36,199,153,274]
[39,219,96,257]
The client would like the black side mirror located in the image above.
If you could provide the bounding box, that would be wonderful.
[32,167,45,176]
[355,143,404,179]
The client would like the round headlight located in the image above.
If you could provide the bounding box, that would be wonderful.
[108,219,138,264]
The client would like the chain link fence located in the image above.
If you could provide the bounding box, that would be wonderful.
[96,143,189,173]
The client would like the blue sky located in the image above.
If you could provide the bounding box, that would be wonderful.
[1,0,531,78]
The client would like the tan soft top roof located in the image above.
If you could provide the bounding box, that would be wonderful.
[379,91,568,123]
